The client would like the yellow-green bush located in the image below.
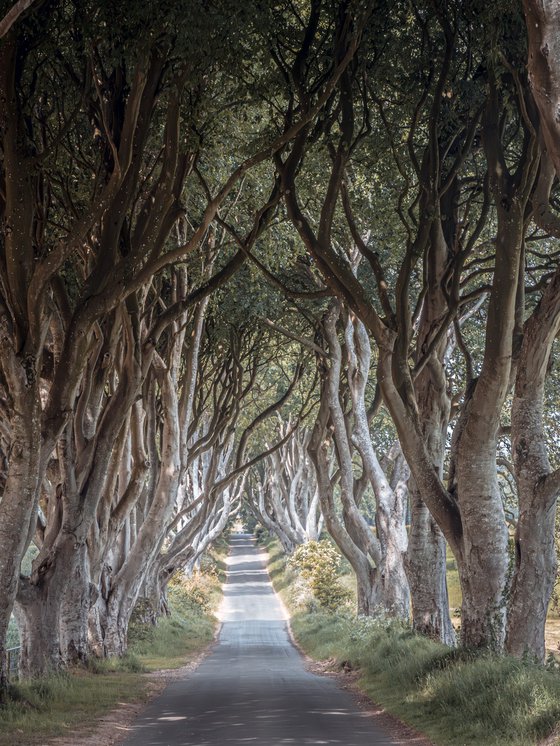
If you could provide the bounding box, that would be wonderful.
[289,540,351,612]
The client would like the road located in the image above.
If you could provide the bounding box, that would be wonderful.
[121,533,398,746]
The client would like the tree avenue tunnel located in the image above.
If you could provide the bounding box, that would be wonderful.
[1,0,560,744]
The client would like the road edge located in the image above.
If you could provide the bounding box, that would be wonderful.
[260,540,435,746]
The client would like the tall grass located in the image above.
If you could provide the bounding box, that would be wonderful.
[264,535,560,746]
[0,670,148,746]
[292,612,560,746]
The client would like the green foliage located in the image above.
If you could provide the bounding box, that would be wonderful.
[127,598,157,646]
[289,540,352,612]
[168,572,215,614]
[239,509,258,534]
[20,545,39,576]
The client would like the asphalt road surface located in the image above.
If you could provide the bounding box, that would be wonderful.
[121,533,397,746]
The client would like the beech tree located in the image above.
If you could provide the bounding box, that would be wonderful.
[307,297,411,618]
[0,0,366,687]
[250,423,323,553]
[89,311,305,656]
[274,0,560,656]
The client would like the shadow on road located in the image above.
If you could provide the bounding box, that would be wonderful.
[120,533,399,746]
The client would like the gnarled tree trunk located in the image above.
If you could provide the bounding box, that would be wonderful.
[0,388,41,690]
[506,265,560,659]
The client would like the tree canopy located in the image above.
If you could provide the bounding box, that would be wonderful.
[1,0,560,692]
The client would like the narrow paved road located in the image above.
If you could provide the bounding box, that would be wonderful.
[121,534,397,745]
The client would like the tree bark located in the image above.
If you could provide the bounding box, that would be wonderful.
[406,216,455,645]
[309,394,376,616]
[524,0,560,176]
[343,309,410,619]
[0,392,41,691]
[15,535,91,675]
[406,487,455,645]
[506,265,560,659]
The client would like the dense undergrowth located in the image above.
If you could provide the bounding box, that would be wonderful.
[263,534,560,746]
[0,540,227,746]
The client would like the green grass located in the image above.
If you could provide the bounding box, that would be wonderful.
[0,541,228,746]
[128,581,219,671]
[264,536,292,599]
[292,611,560,746]
[0,669,149,745]
[264,535,560,746]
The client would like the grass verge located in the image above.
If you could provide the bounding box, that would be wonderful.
[263,535,560,746]
[0,669,149,746]
[0,539,228,746]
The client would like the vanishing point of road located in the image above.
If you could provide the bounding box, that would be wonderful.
[121,533,401,746]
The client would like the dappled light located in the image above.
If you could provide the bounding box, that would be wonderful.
[121,535,395,745]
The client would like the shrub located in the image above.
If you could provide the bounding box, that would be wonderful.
[168,572,213,614]
[289,540,351,612]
